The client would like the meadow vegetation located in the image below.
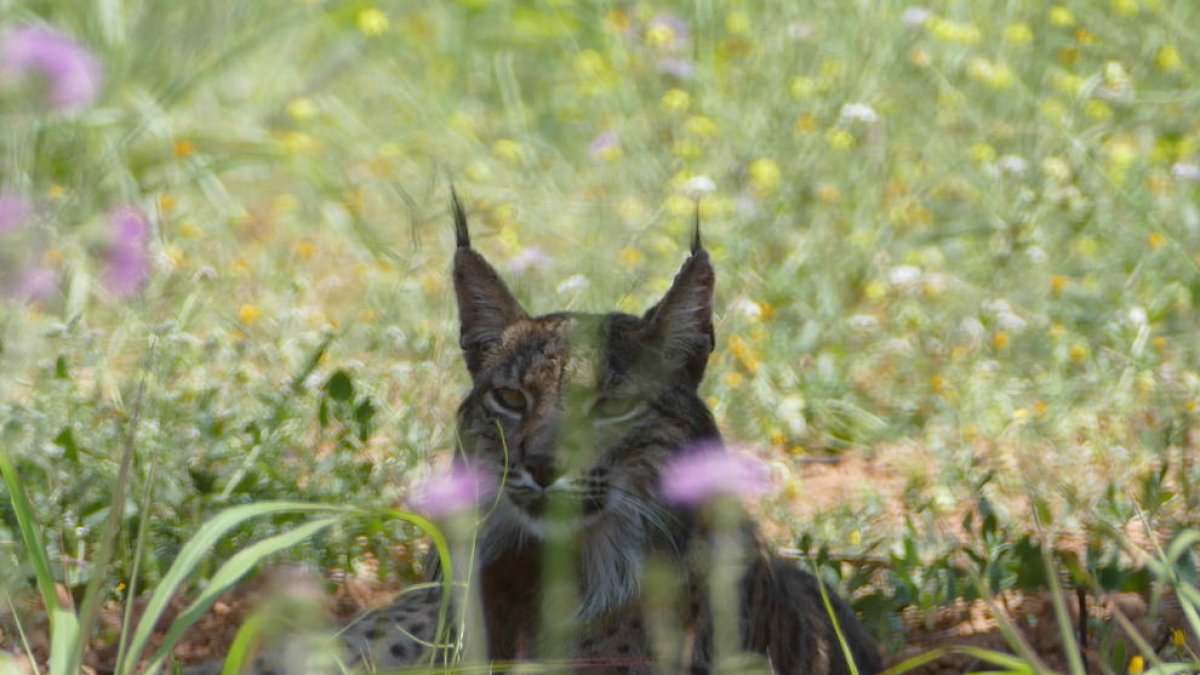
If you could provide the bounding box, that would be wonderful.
[1,0,1199,672]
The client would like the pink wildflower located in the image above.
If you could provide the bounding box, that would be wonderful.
[0,190,32,233]
[104,207,151,297]
[1,26,103,111]
[660,443,769,506]
[12,266,57,302]
[411,464,495,518]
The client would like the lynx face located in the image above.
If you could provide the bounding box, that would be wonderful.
[451,196,719,617]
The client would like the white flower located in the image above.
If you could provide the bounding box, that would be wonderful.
[1172,162,1200,182]
[840,103,879,124]
[733,298,764,320]
[776,394,807,436]
[682,175,716,197]
[902,7,934,27]
[997,154,1028,177]
[556,273,589,294]
[848,314,879,332]
[1127,306,1147,326]
[888,265,921,287]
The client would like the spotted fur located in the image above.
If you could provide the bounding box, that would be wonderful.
[186,194,882,674]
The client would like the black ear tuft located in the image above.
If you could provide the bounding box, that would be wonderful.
[691,202,702,255]
[642,247,715,389]
[451,193,527,377]
[451,185,470,249]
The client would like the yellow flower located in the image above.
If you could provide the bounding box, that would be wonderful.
[794,114,819,135]
[356,7,389,36]
[684,115,719,138]
[238,304,263,326]
[159,195,177,212]
[817,184,841,204]
[993,331,1010,350]
[969,142,997,165]
[617,246,644,267]
[1085,100,1113,120]
[1069,343,1089,364]
[1005,23,1033,45]
[1157,45,1183,72]
[287,97,318,121]
[48,184,67,200]
[725,11,751,36]
[661,88,690,111]
[910,48,930,67]
[1112,0,1139,15]
[728,334,761,374]
[825,128,855,150]
[173,139,195,158]
[1050,275,1069,293]
[491,138,523,164]
[723,371,745,389]
[1049,6,1076,26]
[294,240,317,260]
[1173,628,1187,647]
[1148,232,1166,249]
[749,158,781,195]
[1128,656,1144,675]
[967,58,1016,89]
[789,76,816,99]
[645,23,677,49]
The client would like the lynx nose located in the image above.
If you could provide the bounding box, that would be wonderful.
[523,453,562,489]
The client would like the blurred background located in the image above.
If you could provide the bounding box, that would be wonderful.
[1,0,1199,666]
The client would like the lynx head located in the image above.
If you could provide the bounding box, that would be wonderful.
[450,193,720,617]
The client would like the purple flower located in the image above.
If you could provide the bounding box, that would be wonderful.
[11,266,57,302]
[0,190,33,233]
[656,58,695,79]
[410,463,495,518]
[104,207,151,297]
[588,131,620,161]
[1,26,103,111]
[660,443,770,506]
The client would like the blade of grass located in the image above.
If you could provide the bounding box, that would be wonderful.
[114,463,159,673]
[73,342,154,675]
[142,515,344,674]
[0,450,81,675]
[117,502,351,674]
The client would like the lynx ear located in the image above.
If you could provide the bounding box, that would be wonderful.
[451,190,528,376]
[643,216,714,388]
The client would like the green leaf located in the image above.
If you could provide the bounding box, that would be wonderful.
[324,369,354,402]
[118,502,351,675]
[53,427,79,464]
[143,516,343,674]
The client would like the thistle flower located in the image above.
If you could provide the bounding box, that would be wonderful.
[11,266,57,302]
[105,207,151,297]
[0,190,32,233]
[411,464,494,518]
[0,26,102,111]
[661,443,769,506]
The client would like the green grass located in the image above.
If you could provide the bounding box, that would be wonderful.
[2,0,1200,672]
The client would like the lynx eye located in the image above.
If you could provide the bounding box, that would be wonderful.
[590,397,644,424]
[487,387,528,416]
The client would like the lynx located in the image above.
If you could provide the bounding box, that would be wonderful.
[186,194,882,674]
